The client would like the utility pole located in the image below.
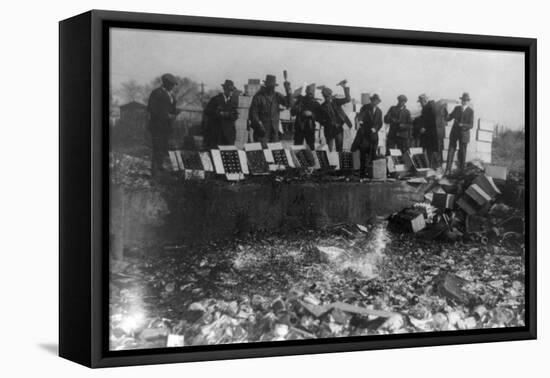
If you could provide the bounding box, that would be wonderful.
[200,82,205,107]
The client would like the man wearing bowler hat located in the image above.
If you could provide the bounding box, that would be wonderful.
[445,92,474,174]
[352,94,383,177]
[203,79,239,147]
[249,74,292,145]
[384,94,412,153]
[146,73,180,177]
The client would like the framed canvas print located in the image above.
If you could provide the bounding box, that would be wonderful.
[59,10,536,368]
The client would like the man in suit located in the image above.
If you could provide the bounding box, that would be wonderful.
[352,94,383,177]
[291,83,321,150]
[248,74,292,146]
[416,94,439,168]
[445,92,474,174]
[317,82,352,152]
[384,95,412,153]
[146,73,179,177]
[203,80,239,147]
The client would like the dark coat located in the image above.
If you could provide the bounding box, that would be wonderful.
[447,105,474,144]
[384,105,412,139]
[318,87,352,139]
[291,95,321,134]
[351,103,383,151]
[418,100,438,151]
[203,93,239,147]
[147,87,178,136]
[248,88,290,139]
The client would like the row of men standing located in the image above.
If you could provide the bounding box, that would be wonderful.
[146,73,474,177]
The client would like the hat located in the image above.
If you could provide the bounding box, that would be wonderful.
[397,94,408,102]
[370,93,381,103]
[459,92,471,101]
[417,93,428,102]
[263,74,278,86]
[221,79,236,90]
[161,73,178,86]
[321,87,333,96]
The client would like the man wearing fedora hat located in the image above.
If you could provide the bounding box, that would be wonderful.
[249,74,292,145]
[445,92,474,174]
[352,94,383,176]
[291,83,321,149]
[147,73,180,177]
[384,94,413,153]
[203,79,239,147]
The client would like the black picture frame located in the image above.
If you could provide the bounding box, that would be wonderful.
[59,9,537,368]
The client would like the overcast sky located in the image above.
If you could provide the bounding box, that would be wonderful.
[111,28,525,129]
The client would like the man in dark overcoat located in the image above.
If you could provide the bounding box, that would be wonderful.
[445,92,474,174]
[203,80,239,147]
[248,74,292,146]
[384,94,412,153]
[352,94,383,176]
[318,82,352,152]
[146,73,179,177]
[291,83,321,149]
[416,94,439,167]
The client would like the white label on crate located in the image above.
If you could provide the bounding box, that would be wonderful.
[168,151,180,171]
[244,142,263,151]
[238,150,249,174]
[175,150,185,170]
[210,149,225,174]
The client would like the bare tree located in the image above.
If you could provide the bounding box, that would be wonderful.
[118,80,145,103]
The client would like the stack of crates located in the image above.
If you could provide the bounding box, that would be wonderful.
[442,118,494,165]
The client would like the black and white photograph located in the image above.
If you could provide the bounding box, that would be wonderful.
[107,26,528,351]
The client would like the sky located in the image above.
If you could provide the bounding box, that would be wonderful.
[110,28,525,130]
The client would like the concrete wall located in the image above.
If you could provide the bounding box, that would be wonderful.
[110,180,427,256]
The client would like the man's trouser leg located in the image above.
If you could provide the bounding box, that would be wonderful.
[151,134,168,177]
[398,137,409,154]
[359,149,368,176]
[294,127,305,147]
[305,130,315,150]
[335,132,344,152]
[326,137,335,152]
[458,142,468,171]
